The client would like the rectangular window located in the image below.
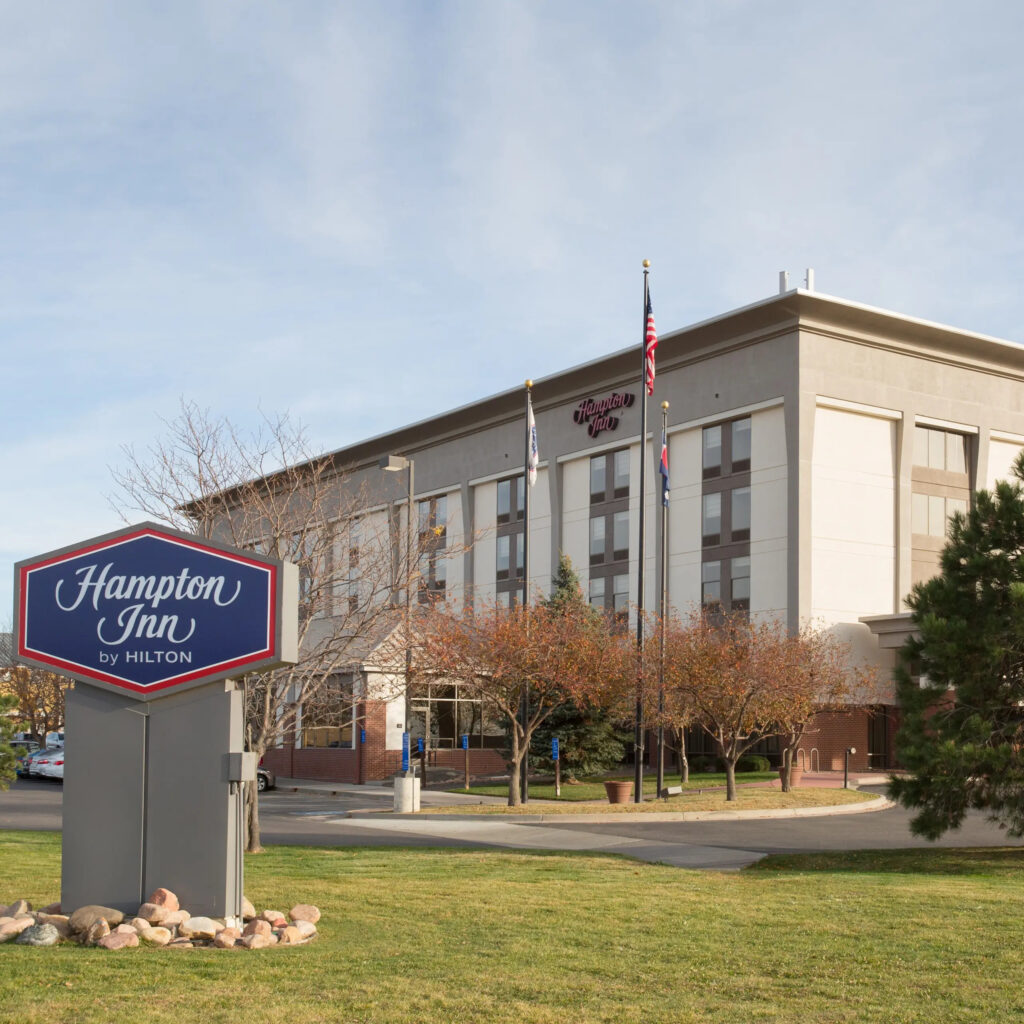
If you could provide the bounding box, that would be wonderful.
[612,575,629,619]
[912,492,929,534]
[731,486,751,541]
[731,556,750,611]
[496,535,511,579]
[946,433,967,474]
[589,517,606,564]
[702,492,721,546]
[731,418,751,472]
[928,494,946,537]
[613,510,630,561]
[589,576,605,608]
[915,426,968,474]
[300,677,355,749]
[497,479,511,524]
[702,561,721,606]
[703,425,722,478]
[590,456,607,502]
[613,450,630,497]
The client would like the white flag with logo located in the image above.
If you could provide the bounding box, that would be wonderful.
[527,397,539,486]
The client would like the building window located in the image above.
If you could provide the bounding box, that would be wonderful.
[408,682,505,749]
[731,486,751,542]
[417,495,447,603]
[702,557,749,614]
[912,493,968,538]
[703,425,722,479]
[914,426,967,474]
[497,476,525,525]
[496,534,524,581]
[300,677,355,749]
[590,449,630,504]
[589,516,606,564]
[589,573,628,621]
[702,493,721,546]
[731,418,751,472]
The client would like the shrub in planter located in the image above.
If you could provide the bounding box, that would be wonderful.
[736,755,771,773]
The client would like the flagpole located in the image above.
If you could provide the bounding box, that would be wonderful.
[520,380,533,805]
[634,260,650,804]
[657,400,669,799]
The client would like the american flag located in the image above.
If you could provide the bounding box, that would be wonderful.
[645,291,658,396]
[659,428,670,507]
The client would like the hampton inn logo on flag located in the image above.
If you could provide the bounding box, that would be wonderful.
[14,523,296,699]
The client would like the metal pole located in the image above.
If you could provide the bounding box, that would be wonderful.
[635,262,650,803]
[406,458,415,781]
[521,381,533,805]
[657,400,669,798]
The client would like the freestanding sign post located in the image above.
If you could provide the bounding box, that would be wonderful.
[13,522,297,921]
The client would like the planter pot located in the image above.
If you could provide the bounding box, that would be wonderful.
[779,765,804,789]
[604,780,635,804]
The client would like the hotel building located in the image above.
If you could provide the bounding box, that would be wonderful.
[262,284,1024,784]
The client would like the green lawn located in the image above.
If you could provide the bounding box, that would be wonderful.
[450,770,778,801]
[2,830,1023,1023]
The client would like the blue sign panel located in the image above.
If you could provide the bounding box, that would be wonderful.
[401,732,410,772]
[461,734,469,751]
[417,737,424,753]
[360,728,367,744]
[552,737,559,761]
[14,523,295,701]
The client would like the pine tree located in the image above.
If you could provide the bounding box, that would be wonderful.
[891,451,1024,837]
[532,555,627,780]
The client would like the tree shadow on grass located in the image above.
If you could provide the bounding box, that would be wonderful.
[749,846,1024,876]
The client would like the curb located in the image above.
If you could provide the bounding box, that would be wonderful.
[344,793,893,824]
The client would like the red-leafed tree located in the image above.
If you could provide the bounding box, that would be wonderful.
[417,597,629,806]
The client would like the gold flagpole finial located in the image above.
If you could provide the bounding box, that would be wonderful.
[661,400,670,411]
[525,379,533,390]
[642,259,650,268]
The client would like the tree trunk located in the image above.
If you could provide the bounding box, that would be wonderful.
[507,729,522,807]
[779,747,792,793]
[245,779,263,853]
[724,758,737,801]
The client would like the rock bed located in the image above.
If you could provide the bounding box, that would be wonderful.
[0,887,320,950]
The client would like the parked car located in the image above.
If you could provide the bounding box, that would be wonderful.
[37,751,64,781]
[15,747,50,778]
[257,765,275,792]
[27,747,63,778]
[11,739,40,757]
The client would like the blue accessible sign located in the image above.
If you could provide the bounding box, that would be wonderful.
[14,522,297,700]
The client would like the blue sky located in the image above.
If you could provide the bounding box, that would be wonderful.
[4,1,1024,623]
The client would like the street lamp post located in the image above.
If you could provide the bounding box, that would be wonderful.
[379,454,416,782]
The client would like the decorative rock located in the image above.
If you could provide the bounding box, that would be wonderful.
[242,919,272,939]
[147,888,180,912]
[7,899,31,917]
[179,916,221,940]
[69,905,124,933]
[40,901,62,915]
[85,919,110,945]
[36,914,72,939]
[162,909,189,928]
[114,924,138,936]
[98,931,139,950]
[214,927,241,949]
[289,904,321,924]
[293,920,317,939]
[167,939,194,949]
[0,917,34,942]
[15,923,61,947]
[278,925,303,945]
[127,917,150,933]
[260,909,287,927]
[140,927,172,946]
[241,897,256,921]
[240,932,271,950]
[136,903,168,925]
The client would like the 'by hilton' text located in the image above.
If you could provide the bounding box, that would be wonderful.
[53,562,242,647]
[573,391,635,438]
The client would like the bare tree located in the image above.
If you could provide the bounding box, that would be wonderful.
[110,399,423,850]
[0,632,72,743]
